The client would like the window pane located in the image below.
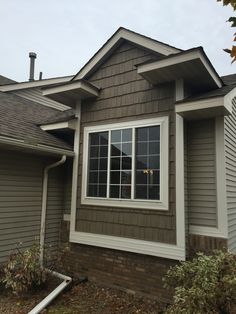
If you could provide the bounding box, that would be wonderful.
[136,170,148,185]
[110,185,120,198]
[99,171,107,184]
[136,142,148,156]
[121,171,131,184]
[110,171,120,184]
[88,184,97,197]
[98,185,107,197]
[136,127,148,142]
[122,157,132,170]
[122,129,132,142]
[135,126,160,200]
[122,143,132,156]
[121,185,131,199]
[149,141,160,155]
[111,143,121,156]
[87,131,108,198]
[136,156,148,169]
[149,126,160,141]
[111,157,120,170]
[135,185,148,199]
[89,171,98,184]
[111,130,121,143]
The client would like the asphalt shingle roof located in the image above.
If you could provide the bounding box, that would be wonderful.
[0,90,72,151]
[39,108,75,125]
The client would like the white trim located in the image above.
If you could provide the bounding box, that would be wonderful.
[0,135,74,156]
[81,116,169,211]
[42,80,99,99]
[137,50,222,89]
[74,28,180,80]
[70,231,185,260]
[224,86,236,113]
[189,116,228,239]
[41,120,77,131]
[189,226,227,238]
[70,102,81,233]
[0,76,73,92]
[175,80,186,255]
[175,97,230,115]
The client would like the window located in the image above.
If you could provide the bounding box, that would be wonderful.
[82,117,169,210]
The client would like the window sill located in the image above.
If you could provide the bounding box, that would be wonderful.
[81,197,168,211]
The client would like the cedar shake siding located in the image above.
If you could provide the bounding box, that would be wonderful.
[0,150,67,263]
[187,119,217,228]
[225,100,236,252]
[75,42,176,244]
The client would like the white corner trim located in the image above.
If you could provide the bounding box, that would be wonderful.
[70,231,185,260]
[74,28,180,80]
[81,116,169,211]
[41,120,77,131]
[175,97,227,114]
[70,102,81,233]
[189,116,228,239]
[175,80,186,254]
[0,76,73,92]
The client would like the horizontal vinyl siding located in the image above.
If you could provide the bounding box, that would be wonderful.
[11,88,69,111]
[0,151,66,263]
[225,100,236,252]
[76,42,176,245]
[187,119,217,227]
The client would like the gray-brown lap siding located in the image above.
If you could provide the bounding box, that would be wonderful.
[76,41,176,244]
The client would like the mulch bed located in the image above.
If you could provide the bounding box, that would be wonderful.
[0,280,166,314]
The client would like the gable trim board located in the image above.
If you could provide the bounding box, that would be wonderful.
[41,120,77,131]
[0,75,73,92]
[189,116,228,239]
[72,27,180,81]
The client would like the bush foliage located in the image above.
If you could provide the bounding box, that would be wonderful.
[1,244,48,295]
[163,250,236,314]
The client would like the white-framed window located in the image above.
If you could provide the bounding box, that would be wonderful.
[81,116,169,210]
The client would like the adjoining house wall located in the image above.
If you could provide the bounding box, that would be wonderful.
[186,119,217,228]
[225,100,236,253]
[0,150,67,263]
[76,41,176,245]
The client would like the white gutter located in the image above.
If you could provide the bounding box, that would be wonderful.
[29,155,72,314]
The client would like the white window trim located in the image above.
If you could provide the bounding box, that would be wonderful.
[81,116,169,210]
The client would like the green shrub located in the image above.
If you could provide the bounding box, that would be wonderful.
[163,250,236,314]
[1,244,48,295]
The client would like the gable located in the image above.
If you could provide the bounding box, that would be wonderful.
[87,40,163,82]
[72,27,181,81]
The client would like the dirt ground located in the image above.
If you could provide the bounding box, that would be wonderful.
[0,281,165,314]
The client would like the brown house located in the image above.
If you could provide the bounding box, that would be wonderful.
[0,28,236,299]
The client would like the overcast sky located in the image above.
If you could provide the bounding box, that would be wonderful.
[0,0,235,82]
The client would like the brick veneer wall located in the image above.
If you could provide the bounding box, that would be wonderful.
[189,234,228,257]
[60,221,176,302]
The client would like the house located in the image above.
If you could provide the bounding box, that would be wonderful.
[1,27,236,299]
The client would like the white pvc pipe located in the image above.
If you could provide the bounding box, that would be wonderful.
[29,155,72,314]
[40,155,67,265]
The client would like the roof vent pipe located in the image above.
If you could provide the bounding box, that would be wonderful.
[29,52,37,81]
[39,71,43,80]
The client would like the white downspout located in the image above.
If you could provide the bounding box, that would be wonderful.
[29,155,72,314]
